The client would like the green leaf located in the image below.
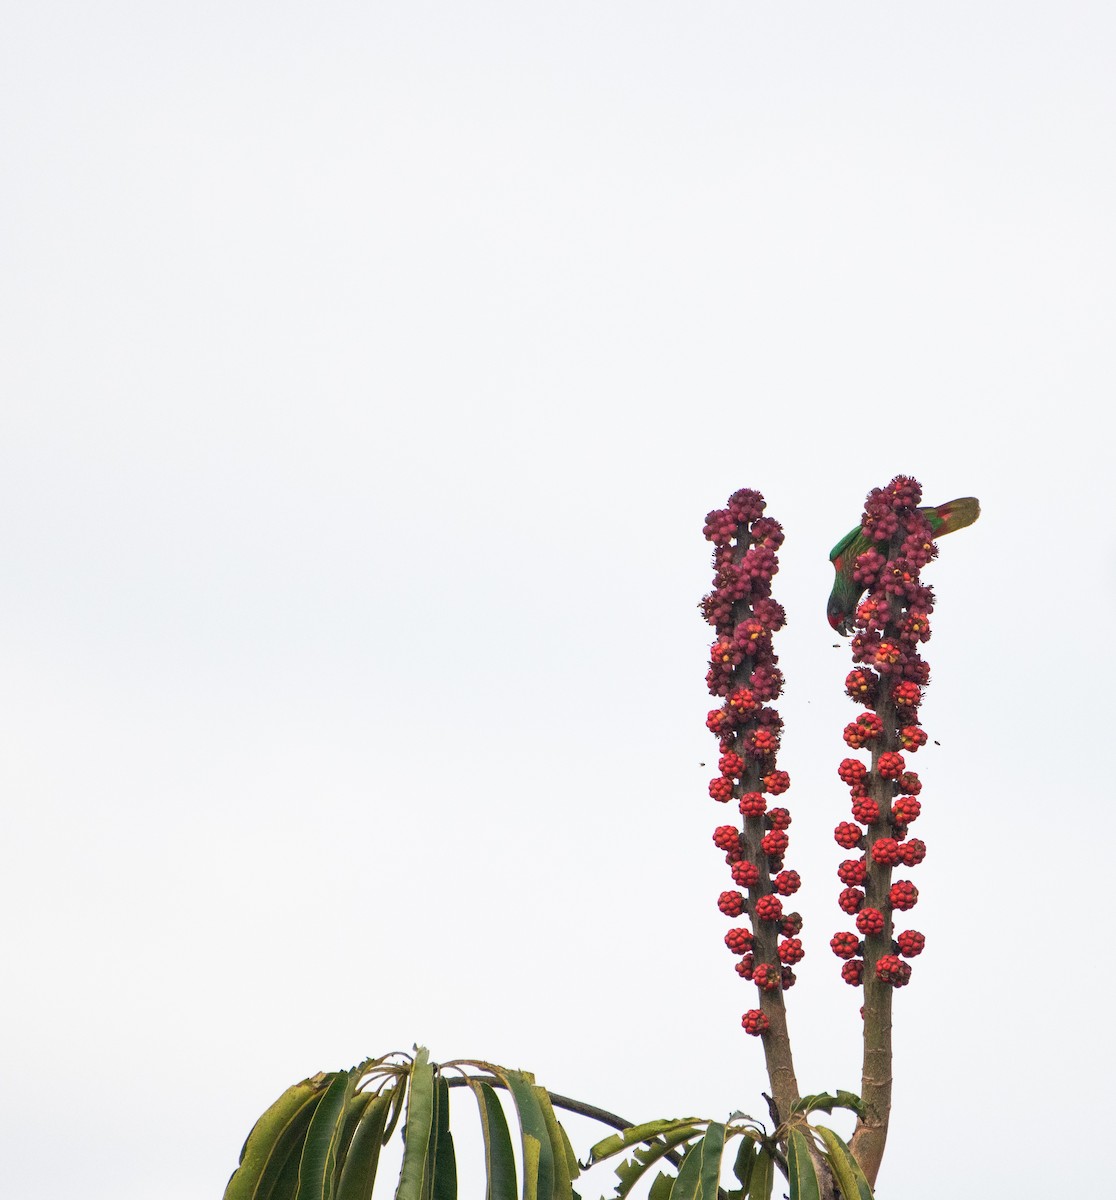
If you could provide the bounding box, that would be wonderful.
[296,1069,355,1200]
[834,1092,865,1118]
[502,1072,554,1200]
[612,1130,701,1200]
[648,1174,674,1200]
[814,1127,874,1200]
[534,1085,576,1200]
[786,1130,821,1200]
[396,1049,436,1200]
[383,1072,409,1144]
[730,1135,758,1192]
[467,1079,518,1200]
[667,1141,704,1200]
[790,1092,864,1119]
[335,1092,393,1200]
[225,1076,332,1200]
[333,1091,380,1186]
[429,1077,458,1200]
[588,1120,703,1165]
[747,1149,773,1200]
[698,1123,725,1200]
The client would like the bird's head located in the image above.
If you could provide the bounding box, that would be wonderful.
[827,596,853,637]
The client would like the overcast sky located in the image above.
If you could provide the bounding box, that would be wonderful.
[2,4,1114,1198]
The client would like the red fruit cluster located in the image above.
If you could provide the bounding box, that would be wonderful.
[777,937,805,964]
[832,477,940,989]
[830,931,860,960]
[753,962,781,993]
[773,869,801,896]
[754,894,783,923]
[896,929,925,957]
[875,954,912,987]
[702,489,804,1030]
[731,860,761,887]
[712,826,740,853]
[741,1009,769,1036]
[725,927,754,955]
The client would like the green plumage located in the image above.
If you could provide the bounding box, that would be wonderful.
[827,497,980,635]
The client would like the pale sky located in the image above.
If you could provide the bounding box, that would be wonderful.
[2,4,1114,1198]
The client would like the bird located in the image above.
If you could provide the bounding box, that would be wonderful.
[827,497,980,635]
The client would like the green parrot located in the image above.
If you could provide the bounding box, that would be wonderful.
[827,497,980,635]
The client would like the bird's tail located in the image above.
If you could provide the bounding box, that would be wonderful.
[931,496,981,537]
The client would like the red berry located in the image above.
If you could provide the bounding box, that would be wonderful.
[735,952,756,979]
[773,869,801,896]
[763,770,791,795]
[851,796,880,824]
[871,837,902,866]
[781,965,797,989]
[718,890,746,917]
[891,796,921,824]
[738,791,767,817]
[706,709,730,736]
[837,858,868,886]
[841,959,864,986]
[728,687,758,715]
[766,807,792,831]
[780,912,804,937]
[898,838,927,867]
[754,894,784,923]
[830,931,860,960]
[899,725,928,752]
[741,1008,769,1036]
[731,859,760,887]
[838,887,865,914]
[745,727,778,759]
[875,954,912,987]
[843,722,869,750]
[898,770,922,795]
[838,758,868,786]
[856,907,886,936]
[718,751,745,779]
[845,669,879,705]
[777,937,804,965]
[709,776,734,803]
[896,929,925,957]
[725,927,754,955]
[834,822,864,850]
[877,751,905,780]
[712,825,740,852]
[752,962,781,993]
[889,881,919,911]
[761,829,789,858]
[892,681,921,710]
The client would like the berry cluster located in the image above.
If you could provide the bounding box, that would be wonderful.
[830,477,932,992]
[702,489,802,1036]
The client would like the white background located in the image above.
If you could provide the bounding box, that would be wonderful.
[2,3,1113,1197]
